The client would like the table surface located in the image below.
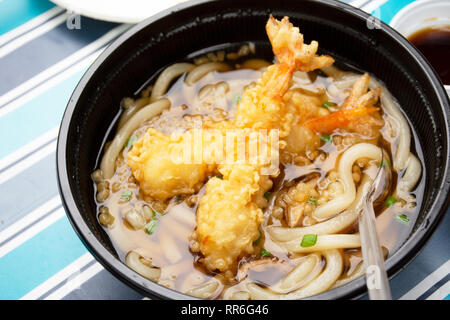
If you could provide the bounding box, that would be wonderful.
[0,0,448,300]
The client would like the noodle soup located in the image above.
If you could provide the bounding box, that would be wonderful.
[91,16,424,299]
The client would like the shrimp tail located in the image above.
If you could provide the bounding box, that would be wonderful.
[305,105,379,133]
[266,15,334,72]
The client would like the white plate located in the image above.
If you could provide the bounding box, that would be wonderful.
[50,0,187,24]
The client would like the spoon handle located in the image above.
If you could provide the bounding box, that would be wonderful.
[360,195,392,300]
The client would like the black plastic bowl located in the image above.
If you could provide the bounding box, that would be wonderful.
[57,0,450,299]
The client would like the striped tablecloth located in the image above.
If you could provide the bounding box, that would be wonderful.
[0,0,448,300]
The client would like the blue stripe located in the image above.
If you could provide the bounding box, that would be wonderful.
[0,18,117,95]
[0,153,58,232]
[374,0,417,24]
[388,210,450,299]
[0,68,86,159]
[0,216,87,300]
[0,0,55,35]
[417,274,450,300]
[444,294,450,300]
[62,269,143,300]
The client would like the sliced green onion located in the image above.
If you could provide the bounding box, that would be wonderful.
[144,219,159,235]
[385,196,397,207]
[308,197,318,206]
[301,234,318,247]
[378,158,391,167]
[253,230,262,246]
[321,134,332,143]
[395,214,410,224]
[152,209,163,217]
[232,94,242,104]
[264,192,271,199]
[124,135,138,148]
[322,101,337,109]
[260,249,271,257]
[121,190,132,201]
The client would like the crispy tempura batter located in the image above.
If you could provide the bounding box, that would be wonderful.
[195,165,263,273]
[127,128,213,201]
[128,16,381,275]
[195,16,333,273]
[265,16,334,72]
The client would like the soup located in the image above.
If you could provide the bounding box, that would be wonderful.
[408,25,450,85]
[91,16,424,299]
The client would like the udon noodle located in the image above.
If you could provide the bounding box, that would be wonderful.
[91,16,424,299]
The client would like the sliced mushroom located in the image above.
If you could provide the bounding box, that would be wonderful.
[286,204,304,228]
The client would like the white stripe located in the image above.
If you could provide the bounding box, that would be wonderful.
[0,140,56,185]
[44,262,104,300]
[0,196,61,243]
[0,126,59,172]
[400,260,450,300]
[0,13,70,58]
[0,50,99,119]
[0,24,130,108]
[361,0,388,13]
[21,253,95,300]
[426,281,450,300]
[0,24,130,119]
[0,207,65,258]
[0,7,65,47]
[349,0,369,8]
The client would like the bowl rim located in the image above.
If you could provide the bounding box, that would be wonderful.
[57,0,450,300]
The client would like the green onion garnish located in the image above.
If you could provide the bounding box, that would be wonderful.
[308,197,318,206]
[264,192,271,199]
[144,219,159,235]
[321,134,332,143]
[144,209,163,236]
[232,94,242,104]
[121,190,132,201]
[124,135,138,148]
[260,249,271,257]
[152,209,163,217]
[378,158,391,167]
[385,196,397,207]
[301,234,318,247]
[322,101,337,109]
[253,230,262,246]
[396,214,410,224]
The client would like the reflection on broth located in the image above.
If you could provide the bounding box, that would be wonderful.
[92,16,424,299]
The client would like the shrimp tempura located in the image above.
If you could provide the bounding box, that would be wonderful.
[195,16,334,274]
[305,73,382,134]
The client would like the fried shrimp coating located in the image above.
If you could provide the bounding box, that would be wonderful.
[196,165,264,273]
[127,15,334,275]
[265,16,334,72]
[195,16,334,274]
[283,91,326,155]
[235,16,334,137]
[127,128,213,201]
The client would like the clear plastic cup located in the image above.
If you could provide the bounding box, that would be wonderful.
[390,0,450,97]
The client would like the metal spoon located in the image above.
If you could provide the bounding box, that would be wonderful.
[359,150,392,300]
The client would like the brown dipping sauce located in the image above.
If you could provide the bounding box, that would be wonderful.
[408,25,450,85]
